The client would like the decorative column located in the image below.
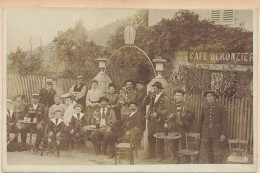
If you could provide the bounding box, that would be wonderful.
[124,18,136,45]
[93,58,112,94]
[144,56,170,152]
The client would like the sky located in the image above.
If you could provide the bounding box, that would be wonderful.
[5,7,138,52]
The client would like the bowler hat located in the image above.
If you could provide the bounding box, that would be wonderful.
[136,80,145,85]
[99,96,109,103]
[124,79,135,85]
[152,81,164,89]
[203,90,219,98]
[129,101,137,106]
[32,94,40,99]
[73,103,83,109]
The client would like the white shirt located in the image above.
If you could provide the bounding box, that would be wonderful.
[63,103,76,126]
[86,89,102,106]
[154,92,163,103]
[32,103,38,110]
[100,107,108,126]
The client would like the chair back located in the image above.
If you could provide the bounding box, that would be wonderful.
[228,139,248,157]
[185,132,200,150]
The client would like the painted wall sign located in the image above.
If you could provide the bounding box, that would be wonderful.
[188,52,253,65]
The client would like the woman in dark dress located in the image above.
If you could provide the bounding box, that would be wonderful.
[105,83,120,120]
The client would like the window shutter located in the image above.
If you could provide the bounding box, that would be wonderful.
[211,10,221,23]
[222,10,235,24]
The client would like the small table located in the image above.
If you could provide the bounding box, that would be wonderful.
[153,132,182,162]
[83,125,110,132]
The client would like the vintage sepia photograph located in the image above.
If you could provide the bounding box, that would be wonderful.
[2,7,257,172]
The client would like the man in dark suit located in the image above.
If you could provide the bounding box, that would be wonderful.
[21,94,47,151]
[145,81,170,162]
[168,88,195,159]
[90,96,116,155]
[119,80,137,119]
[136,80,147,130]
[39,78,56,112]
[105,101,143,158]
[198,90,228,164]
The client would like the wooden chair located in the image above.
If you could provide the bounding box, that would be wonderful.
[69,132,87,152]
[226,139,248,164]
[177,132,200,164]
[115,129,141,165]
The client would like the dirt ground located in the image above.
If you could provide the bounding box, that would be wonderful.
[7,135,253,165]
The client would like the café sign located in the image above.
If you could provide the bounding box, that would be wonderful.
[188,52,253,65]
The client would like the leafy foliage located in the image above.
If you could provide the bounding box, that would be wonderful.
[50,20,102,80]
[8,47,45,76]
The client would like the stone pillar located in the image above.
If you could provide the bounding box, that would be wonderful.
[143,56,170,152]
[94,58,112,94]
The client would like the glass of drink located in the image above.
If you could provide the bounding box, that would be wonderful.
[24,117,28,122]
[33,118,37,123]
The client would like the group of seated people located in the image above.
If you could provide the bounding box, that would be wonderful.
[6,92,144,159]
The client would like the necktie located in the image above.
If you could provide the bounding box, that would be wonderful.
[102,108,106,119]
[77,113,80,123]
[56,118,58,125]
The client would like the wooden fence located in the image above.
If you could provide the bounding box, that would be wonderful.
[6,74,76,103]
[6,75,254,153]
[185,93,253,153]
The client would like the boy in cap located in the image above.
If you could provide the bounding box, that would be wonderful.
[145,81,170,162]
[198,90,228,164]
[7,99,21,143]
[90,96,116,155]
[21,94,47,151]
[47,108,65,156]
[69,103,88,140]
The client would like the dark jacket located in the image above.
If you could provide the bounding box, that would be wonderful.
[70,113,88,132]
[48,118,65,134]
[136,89,147,115]
[24,103,47,123]
[198,102,228,138]
[146,92,170,122]
[168,101,195,132]
[39,88,56,108]
[92,107,116,125]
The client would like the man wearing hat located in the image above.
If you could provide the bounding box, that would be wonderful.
[69,76,87,110]
[39,78,56,112]
[145,81,170,162]
[21,94,47,150]
[90,96,116,155]
[198,90,228,164]
[119,79,137,119]
[168,88,195,162]
[105,101,143,158]
[136,80,147,130]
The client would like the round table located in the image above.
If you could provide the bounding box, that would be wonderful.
[83,125,110,132]
[153,132,182,162]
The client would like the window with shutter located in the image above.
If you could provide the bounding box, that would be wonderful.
[211,10,235,25]
[222,10,235,24]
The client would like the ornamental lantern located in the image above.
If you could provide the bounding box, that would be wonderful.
[153,56,167,75]
[95,57,108,72]
[124,18,136,45]
[94,57,112,94]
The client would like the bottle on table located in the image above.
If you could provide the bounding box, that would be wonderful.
[164,120,168,136]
